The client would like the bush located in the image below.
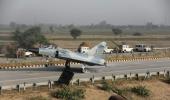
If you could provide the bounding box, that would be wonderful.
[101,81,127,99]
[26,96,49,100]
[112,28,122,35]
[51,86,85,100]
[112,86,125,96]
[101,81,113,92]
[162,77,170,84]
[131,85,150,97]
[133,32,142,36]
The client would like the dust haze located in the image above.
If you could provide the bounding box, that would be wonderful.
[0,0,170,25]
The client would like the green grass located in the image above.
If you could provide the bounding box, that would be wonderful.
[131,85,150,97]
[100,80,128,99]
[101,80,113,92]
[51,86,85,100]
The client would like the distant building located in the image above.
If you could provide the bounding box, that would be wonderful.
[78,42,90,53]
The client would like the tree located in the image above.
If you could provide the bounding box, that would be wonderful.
[13,27,48,48]
[9,22,17,28]
[112,28,122,35]
[133,32,142,36]
[49,26,54,33]
[99,20,107,26]
[2,43,17,58]
[70,28,82,39]
[67,24,74,29]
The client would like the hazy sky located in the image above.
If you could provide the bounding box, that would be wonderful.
[0,0,169,25]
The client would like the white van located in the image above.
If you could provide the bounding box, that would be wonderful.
[120,45,133,53]
[135,44,151,52]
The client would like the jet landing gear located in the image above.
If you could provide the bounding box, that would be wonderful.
[65,60,71,70]
[81,65,88,73]
[58,60,74,85]
[104,62,107,67]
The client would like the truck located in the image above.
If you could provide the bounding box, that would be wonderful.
[135,44,151,52]
[103,46,113,54]
[119,45,133,53]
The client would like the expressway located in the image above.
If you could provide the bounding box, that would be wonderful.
[0,58,170,86]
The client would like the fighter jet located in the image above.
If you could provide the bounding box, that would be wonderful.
[29,42,107,72]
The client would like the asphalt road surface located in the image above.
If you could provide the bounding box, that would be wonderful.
[0,58,170,86]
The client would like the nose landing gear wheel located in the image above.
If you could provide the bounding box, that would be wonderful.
[81,67,87,73]
[104,62,107,67]
[65,60,71,70]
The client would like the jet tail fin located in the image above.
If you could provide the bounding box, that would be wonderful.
[88,41,107,57]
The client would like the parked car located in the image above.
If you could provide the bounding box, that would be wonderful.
[25,51,33,57]
[103,46,113,54]
[119,45,133,53]
[135,44,151,52]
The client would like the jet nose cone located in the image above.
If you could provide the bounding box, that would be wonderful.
[28,48,39,54]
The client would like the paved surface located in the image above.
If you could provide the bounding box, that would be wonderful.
[0,58,170,86]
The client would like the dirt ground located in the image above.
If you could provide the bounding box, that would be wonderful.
[0,86,112,100]
[113,78,170,100]
[0,78,170,100]
[49,39,170,49]
[85,85,113,100]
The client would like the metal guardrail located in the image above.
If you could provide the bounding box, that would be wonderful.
[0,69,169,93]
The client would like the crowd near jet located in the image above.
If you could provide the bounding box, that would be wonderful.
[29,42,107,72]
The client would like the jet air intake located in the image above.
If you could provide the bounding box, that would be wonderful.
[55,51,59,57]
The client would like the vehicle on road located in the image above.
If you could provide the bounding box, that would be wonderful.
[119,44,133,53]
[135,44,151,52]
[103,46,113,54]
[25,51,33,57]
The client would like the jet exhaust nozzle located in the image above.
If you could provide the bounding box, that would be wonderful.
[28,48,39,54]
